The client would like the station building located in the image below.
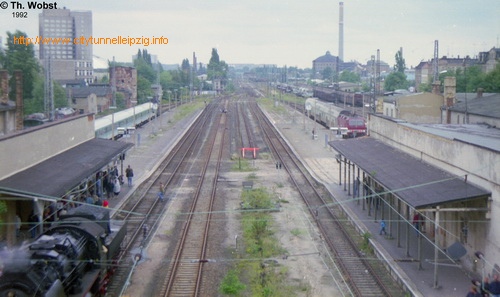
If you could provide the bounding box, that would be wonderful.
[330,113,499,278]
[0,114,132,247]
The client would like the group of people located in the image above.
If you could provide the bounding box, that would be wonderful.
[467,274,500,297]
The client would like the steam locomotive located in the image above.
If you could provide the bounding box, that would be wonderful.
[0,205,127,297]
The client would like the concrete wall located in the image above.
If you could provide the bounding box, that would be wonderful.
[398,93,442,123]
[383,93,442,124]
[0,114,95,179]
[369,114,499,274]
[447,110,500,128]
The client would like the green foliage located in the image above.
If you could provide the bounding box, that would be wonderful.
[115,92,126,109]
[137,76,153,103]
[361,232,372,253]
[436,64,500,93]
[0,201,6,229]
[290,228,303,237]
[482,64,500,92]
[394,49,406,73]
[134,57,156,84]
[207,48,228,80]
[321,67,333,81]
[418,82,432,92]
[26,75,68,115]
[133,49,158,103]
[181,58,190,72]
[384,72,408,91]
[220,269,246,296]
[2,30,40,101]
[339,70,361,83]
[241,188,274,210]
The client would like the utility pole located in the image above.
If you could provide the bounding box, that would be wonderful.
[111,56,116,109]
[44,56,54,121]
[432,40,439,83]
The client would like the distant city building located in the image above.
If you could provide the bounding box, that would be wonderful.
[383,91,443,123]
[447,92,500,127]
[67,84,113,113]
[109,66,137,107]
[39,8,93,84]
[312,51,339,78]
[477,47,500,73]
[415,56,477,91]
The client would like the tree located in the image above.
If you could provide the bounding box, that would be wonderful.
[137,76,153,103]
[394,49,406,73]
[1,30,40,101]
[384,72,408,91]
[482,64,500,92]
[207,48,228,80]
[28,74,68,115]
[339,70,361,83]
[321,67,333,81]
[181,58,190,72]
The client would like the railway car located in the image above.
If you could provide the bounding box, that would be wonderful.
[95,102,154,140]
[0,205,127,297]
[337,110,366,138]
[313,86,365,107]
[305,97,343,128]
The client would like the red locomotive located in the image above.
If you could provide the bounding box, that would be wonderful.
[337,110,366,138]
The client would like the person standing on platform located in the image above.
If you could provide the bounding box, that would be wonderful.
[28,211,38,238]
[353,177,360,198]
[379,219,387,236]
[157,182,166,202]
[466,285,482,297]
[490,274,500,297]
[413,212,422,236]
[15,215,21,238]
[113,177,121,198]
[125,165,134,186]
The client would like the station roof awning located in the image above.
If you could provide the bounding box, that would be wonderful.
[0,138,133,199]
[329,137,490,209]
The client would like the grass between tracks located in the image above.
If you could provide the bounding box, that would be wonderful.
[219,185,307,297]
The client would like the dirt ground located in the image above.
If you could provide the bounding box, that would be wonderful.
[123,110,344,297]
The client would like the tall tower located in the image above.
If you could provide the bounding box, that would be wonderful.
[339,2,344,62]
[39,8,93,84]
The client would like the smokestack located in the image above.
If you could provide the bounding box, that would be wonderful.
[339,2,344,61]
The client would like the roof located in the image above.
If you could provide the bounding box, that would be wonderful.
[329,137,490,208]
[68,86,112,98]
[313,51,338,63]
[404,122,500,153]
[451,93,500,119]
[0,138,133,199]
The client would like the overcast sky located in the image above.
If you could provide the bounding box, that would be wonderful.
[1,0,498,69]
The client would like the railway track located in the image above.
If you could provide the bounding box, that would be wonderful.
[107,89,403,296]
[105,101,220,296]
[160,100,228,296]
[249,100,404,296]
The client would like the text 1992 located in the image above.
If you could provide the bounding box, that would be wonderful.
[13,12,28,18]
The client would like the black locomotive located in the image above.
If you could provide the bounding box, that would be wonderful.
[0,205,127,297]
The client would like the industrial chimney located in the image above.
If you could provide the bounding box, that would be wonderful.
[339,2,344,61]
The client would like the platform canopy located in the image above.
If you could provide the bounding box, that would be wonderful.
[0,138,133,199]
[329,137,490,209]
